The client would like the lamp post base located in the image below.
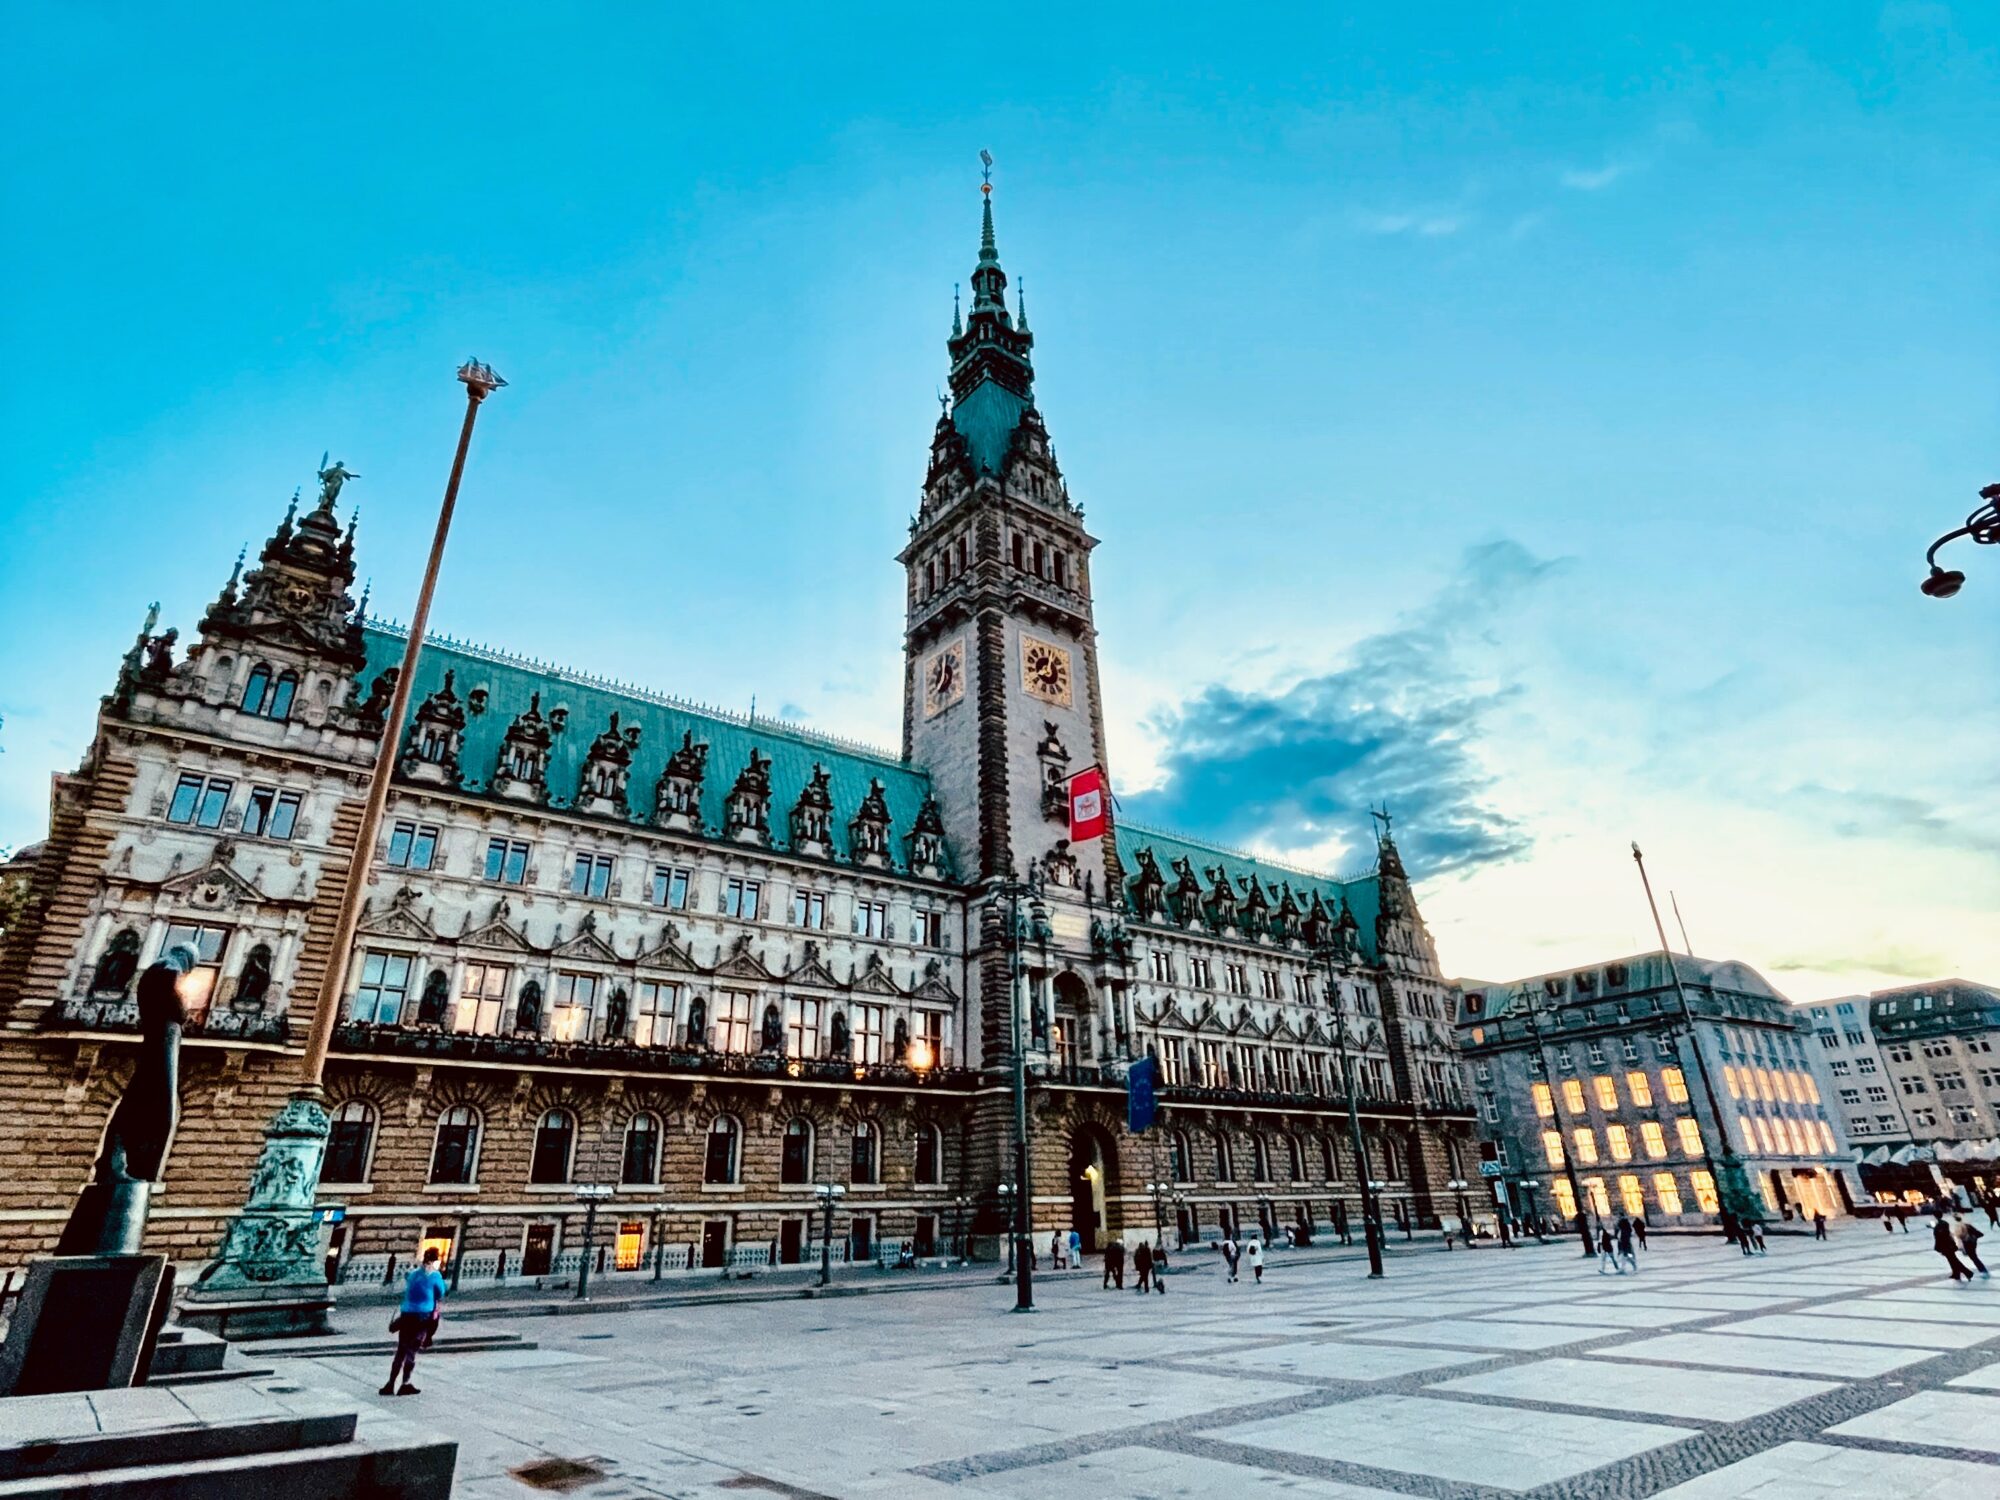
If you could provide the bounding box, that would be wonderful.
[179,1090,334,1340]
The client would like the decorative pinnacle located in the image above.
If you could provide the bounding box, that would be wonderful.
[458,358,507,399]
[951,283,962,337]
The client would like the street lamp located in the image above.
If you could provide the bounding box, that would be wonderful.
[1512,984,1598,1258]
[1445,1178,1471,1237]
[1919,482,2000,598]
[573,1183,614,1300]
[814,1181,847,1288]
[996,1183,1017,1278]
[1315,944,1385,1278]
[1000,873,1037,1312]
[1146,1181,1171,1245]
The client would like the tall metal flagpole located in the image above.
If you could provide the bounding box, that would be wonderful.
[187,362,505,1334]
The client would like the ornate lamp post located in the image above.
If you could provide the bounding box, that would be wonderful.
[1919,482,2000,598]
[814,1181,846,1288]
[1445,1178,1471,1236]
[1512,984,1598,1258]
[1000,873,1038,1312]
[996,1183,1017,1277]
[1316,945,1385,1278]
[1146,1181,1170,1245]
[188,361,505,1336]
[573,1183,613,1300]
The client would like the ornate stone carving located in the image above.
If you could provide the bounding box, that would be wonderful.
[849,777,893,867]
[576,711,641,819]
[653,730,709,832]
[723,749,773,844]
[400,669,466,786]
[491,692,555,803]
[790,763,834,856]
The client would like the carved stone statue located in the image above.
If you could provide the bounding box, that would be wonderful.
[56,946,193,1256]
[317,457,360,506]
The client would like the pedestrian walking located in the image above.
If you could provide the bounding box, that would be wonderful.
[1934,1216,1974,1283]
[1068,1229,1082,1268]
[1220,1234,1240,1282]
[381,1247,446,1396]
[1151,1243,1169,1293]
[1633,1215,1648,1251]
[1050,1231,1065,1269]
[1614,1215,1639,1274]
[1103,1238,1126,1290]
[1748,1219,1767,1255]
[1813,1211,1828,1241]
[1596,1226,1621,1274]
[1133,1240,1153,1293]
[1954,1213,1990,1278]
[1984,1192,1999,1229]
[1246,1238,1264,1284]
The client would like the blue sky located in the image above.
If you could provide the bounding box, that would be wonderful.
[4,4,1997,999]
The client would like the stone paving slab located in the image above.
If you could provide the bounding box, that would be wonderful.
[1728,1311,1999,1349]
[1592,1330,1937,1377]
[1650,1439,2000,1497]
[957,1445,1407,1499]
[1358,1317,1607,1351]
[1429,1355,1838,1422]
[1825,1388,2000,1453]
[1208,1340,1489,1382]
[1945,1360,2000,1391]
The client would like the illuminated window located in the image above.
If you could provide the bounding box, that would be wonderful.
[1674,1116,1704,1155]
[1663,1067,1689,1103]
[1571,1128,1599,1165]
[549,972,599,1042]
[1583,1177,1611,1215]
[1757,1068,1776,1102]
[1606,1124,1633,1162]
[1640,1121,1668,1159]
[1532,1082,1555,1118]
[1551,1178,1577,1218]
[1594,1075,1619,1111]
[1626,1071,1653,1107]
[1561,1080,1586,1114]
[1619,1174,1646,1216]
[1724,1066,1742,1099]
[1818,1119,1836,1153]
[1542,1130,1566,1167]
[714,991,755,1053]
[1689,1169,1719,1212]
[1799,1071,1821,1105]
[1653,1173,1683,1214]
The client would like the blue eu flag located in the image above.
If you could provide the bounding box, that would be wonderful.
[1127,1055,1158,1134]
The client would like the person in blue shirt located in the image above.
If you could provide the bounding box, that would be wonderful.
[381,1247,446,1395]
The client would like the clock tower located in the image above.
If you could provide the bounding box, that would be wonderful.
[900,175,1117,906]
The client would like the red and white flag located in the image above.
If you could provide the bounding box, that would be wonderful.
[1068,766,1107,842]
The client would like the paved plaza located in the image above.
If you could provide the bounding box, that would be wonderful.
[256,1228,2000,1498]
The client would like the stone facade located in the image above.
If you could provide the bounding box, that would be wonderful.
[1459,954,1855,1230]
[0,184,1475,1280]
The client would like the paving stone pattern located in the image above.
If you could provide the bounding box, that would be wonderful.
[253,1229,2000,1498]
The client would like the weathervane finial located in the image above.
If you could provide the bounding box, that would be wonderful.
[980,148,994,195]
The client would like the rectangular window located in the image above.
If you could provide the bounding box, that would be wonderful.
[1542,1129,1566,1167]
[1674,1116,1704,1156]
[1586,1042,1605,1066]
[160,922,229,1014]
[388,821,439,870]
[1293,973,1314,1002]
[166,772,233,829]
[714,990,755,1053]
[1583,1176,1611,1216]
[1689,1169,1719,1212]
[1225,963,1248,995]
[1593,1075,1619,1111]
[1662,1066,1690,1103]
[1571,1128,1599,1165]
[569,852,614,898]
[1626,1070,1653,1107]
[485,838,530,884]
[1561,1079,1586,1115]
[1639,1121,1668,1159]
[1200,1041,1224,1088]
[242,786,303,840]
[649,865,692,909]
[1532,1082,1555,1118]
[1618,1173,1646,1216]
[1605,1124,1633,1162]
[458,962,511,1034]
[722,877,762,920]
[785,996,822,1058]
[854,1004,886,1065]
[1857,1056,1878,1074]
[792,890,827,929]
[549,972,599,1041]
[917,1009,947,1067]
[1653,1173,1684,1215]
[1830,1059,1851,1077]
[353,950,413,1026]
[1551,1178,1577,1219]
[1260,970,1282,999]
[853,899,887,938]
[1190,957,1213,988]
[633,979,679,1047]
[914,909,945,948]
[1159,1036,1185,1085]
[1150,950,1174,983]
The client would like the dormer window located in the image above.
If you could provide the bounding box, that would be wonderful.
[240,664,298,721]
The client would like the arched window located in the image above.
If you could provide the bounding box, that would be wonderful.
[429,1105,480,1185]
[1320,1134,1337,1180]
[621,1113,660,1185]
[236,943,274,1009]
[1251,1133,1272,1183]
[1287,1135,1305,1182]
[89,929,142,998]
[1213,1131,1233,1182]
[1170,1129,1193,1183]
[1445,1136,1466,1180]
[530,1109,575,1184]
[914,1124,942,1186]
[850,1120,880,1185]
[704,1114,740,1185]
[323,1100,375,1183]
[241,664,272,715]
[267,671,299,722]
[781,1118,814,1185]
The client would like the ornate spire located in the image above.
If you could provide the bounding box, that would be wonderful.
[944,153,1037,473]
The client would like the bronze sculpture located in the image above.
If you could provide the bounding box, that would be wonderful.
[56,945,194,1256]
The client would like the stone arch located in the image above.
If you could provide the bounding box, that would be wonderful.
[1066,1119,1124,1255]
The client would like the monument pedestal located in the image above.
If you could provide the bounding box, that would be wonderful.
[0,1255,174,1397]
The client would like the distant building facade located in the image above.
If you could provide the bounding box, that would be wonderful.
[0,186,1473,1281]
[1459,954,1854,1228]
[1801,979,2000,1205]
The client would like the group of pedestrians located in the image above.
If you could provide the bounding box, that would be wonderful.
[1593,1214,1644,1274]
[1216,1234,1265,1283]
[1932,1211,1991,1283]
[1094,1237,1171,1293]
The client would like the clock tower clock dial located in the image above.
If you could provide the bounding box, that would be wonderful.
[922,638,967,718]
[1019,636,1072,707]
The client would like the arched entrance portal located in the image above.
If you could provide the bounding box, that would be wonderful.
[1067,1123,1122,1254]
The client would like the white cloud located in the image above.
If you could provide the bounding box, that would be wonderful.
[1559,162,1629,191]
[1354,209,1469,238]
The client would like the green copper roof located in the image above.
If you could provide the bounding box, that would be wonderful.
[1119,822,1381,962]
[362,625,945,879]
[950,378,1030,475]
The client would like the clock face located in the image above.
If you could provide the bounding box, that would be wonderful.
[1020,634,1073,707]
[922,638,966,718]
